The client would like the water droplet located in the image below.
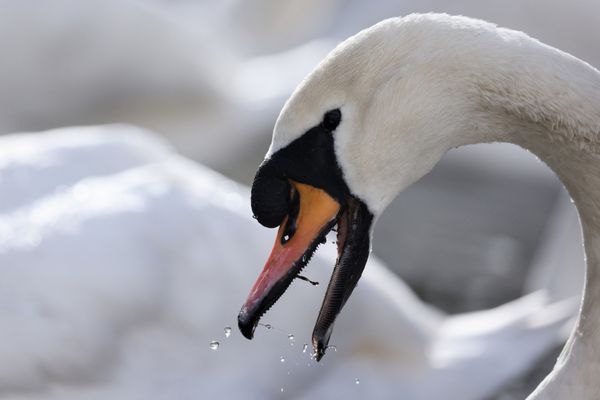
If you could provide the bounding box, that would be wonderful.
[209,341,219,350]
[355,378,360,385]
[327,345,337,352]
[280,356,285,363]
[224,326,231,338]
[280,388,284,393]
[301,255,307,263]
[259,323,272,330]
[288,334,295,345]
[302,344,308,353]
[283,234,290,242]
[252,215,257,219]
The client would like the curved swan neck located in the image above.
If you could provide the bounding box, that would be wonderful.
[522,145,600,399]
[360,16,600,397]
[476,42,600,152]
[467,31,600,399]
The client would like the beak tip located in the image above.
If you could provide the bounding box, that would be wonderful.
[237,308,256,340]
[311,335,329,362]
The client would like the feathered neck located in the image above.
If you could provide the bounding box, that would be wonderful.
[448,16,600,399]
[351,14,600,398]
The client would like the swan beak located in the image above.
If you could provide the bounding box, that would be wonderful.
[312,198,372,360]
[238,181,340,340]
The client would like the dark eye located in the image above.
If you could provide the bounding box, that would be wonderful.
[322,109,341,131]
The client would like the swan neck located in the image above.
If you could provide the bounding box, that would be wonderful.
[490,57,600,398]
[523,147,600,398]
[481,43,600,151]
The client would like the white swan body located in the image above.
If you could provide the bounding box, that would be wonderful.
[269,13,600,399]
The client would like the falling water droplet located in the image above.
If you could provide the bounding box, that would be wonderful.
[280,388,284,393]
[327,345,337,352]
[302,344,308,353]
[209,341,219,350]
[259,323,272,330]
[280,356,286,363]
[355,378,360,385]
[288,334,295,345]
[224,326,231,338]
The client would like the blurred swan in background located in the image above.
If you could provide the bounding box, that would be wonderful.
[0,125,575,400]
[0,0,338,168]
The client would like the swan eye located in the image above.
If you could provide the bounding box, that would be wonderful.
[322,109,341,131]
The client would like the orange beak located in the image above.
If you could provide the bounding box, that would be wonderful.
[238,181,340,339]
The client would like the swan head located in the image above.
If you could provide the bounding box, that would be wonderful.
[238,14,490,359]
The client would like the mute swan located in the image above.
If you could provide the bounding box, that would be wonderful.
[238,13,600,399]
[0,125,573,399]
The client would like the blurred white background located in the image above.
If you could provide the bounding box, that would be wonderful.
[0,0,596,399]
